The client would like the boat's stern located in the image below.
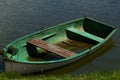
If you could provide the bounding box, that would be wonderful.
[83,18,117,39]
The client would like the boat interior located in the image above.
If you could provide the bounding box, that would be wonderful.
[6,18,115,61]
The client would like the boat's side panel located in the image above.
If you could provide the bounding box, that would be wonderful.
[5,51,88,74]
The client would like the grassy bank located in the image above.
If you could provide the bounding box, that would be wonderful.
[0,70,120,80]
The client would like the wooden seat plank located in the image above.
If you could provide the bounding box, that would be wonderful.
[27,38,76,57]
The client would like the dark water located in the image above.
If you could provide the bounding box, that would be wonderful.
[0,0,120,74]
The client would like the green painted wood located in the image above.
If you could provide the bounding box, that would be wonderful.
[67,27,104,43]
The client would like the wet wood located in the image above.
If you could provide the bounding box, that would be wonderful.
[56,39,93,53]
[28,38,76,58]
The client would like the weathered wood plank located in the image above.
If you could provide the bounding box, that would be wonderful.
[28,38,76,57]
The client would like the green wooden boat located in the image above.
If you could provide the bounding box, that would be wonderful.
[1,17,117,73]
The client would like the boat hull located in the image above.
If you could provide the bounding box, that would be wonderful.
[5,41,105,74]
[5,51,88,74]
[2,17,117,74]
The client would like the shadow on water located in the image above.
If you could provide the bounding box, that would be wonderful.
[28,38,114,75]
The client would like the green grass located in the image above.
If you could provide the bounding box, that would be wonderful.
[0,70,120,80]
